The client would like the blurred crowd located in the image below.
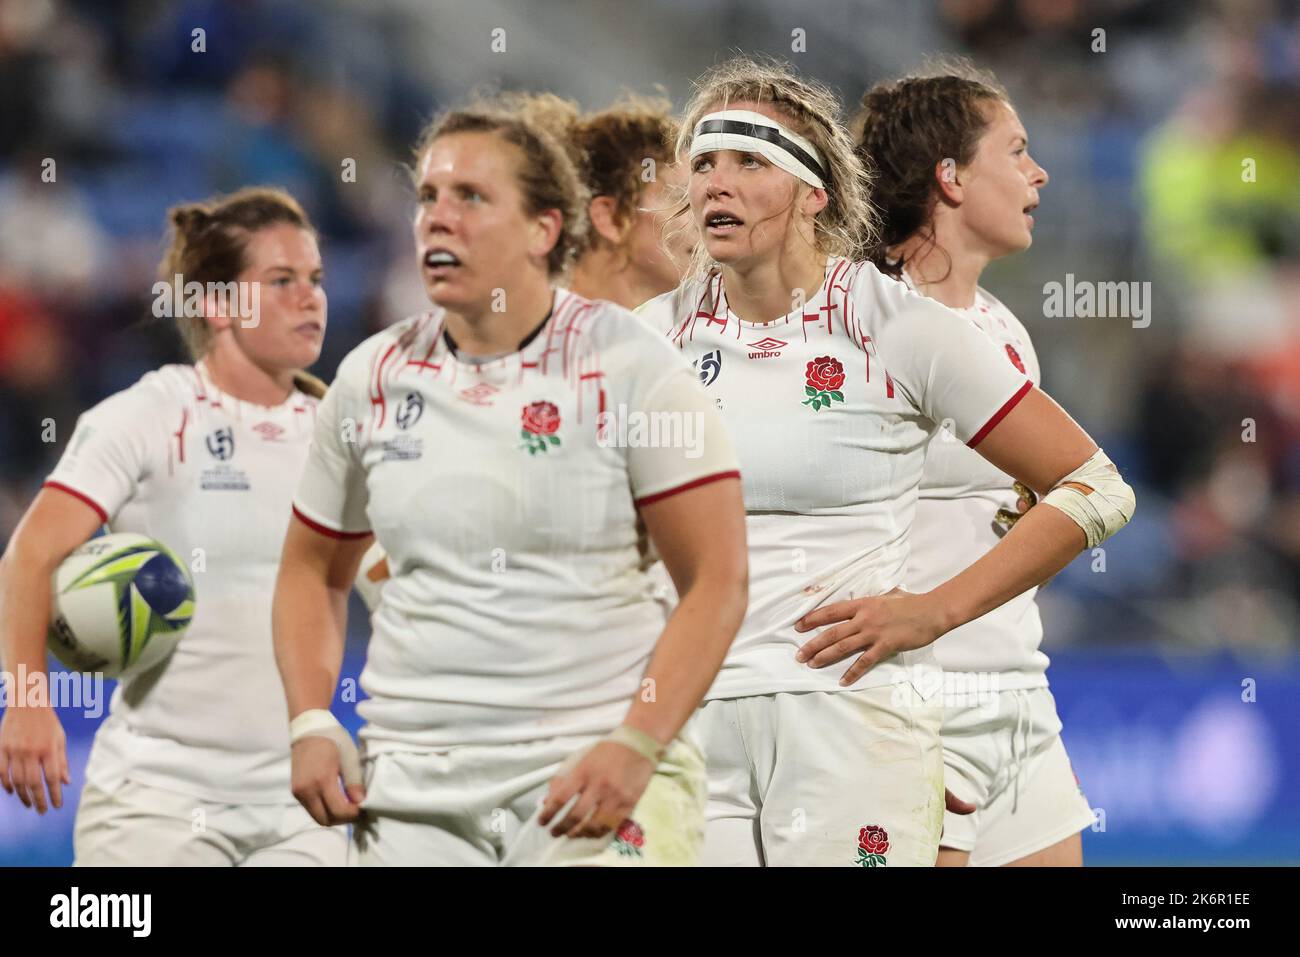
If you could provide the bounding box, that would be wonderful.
[1,0,1297,651]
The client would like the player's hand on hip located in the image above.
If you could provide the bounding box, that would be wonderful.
[538,740,655,840]
[995,481,1038,530]
[0,705,71,814]
[945,789,977,815]
[291,736,364,826]
[793,588,945,686]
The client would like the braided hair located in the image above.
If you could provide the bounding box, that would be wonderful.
[852,60,1008,279]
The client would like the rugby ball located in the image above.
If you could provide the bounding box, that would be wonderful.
[47,533,195,679]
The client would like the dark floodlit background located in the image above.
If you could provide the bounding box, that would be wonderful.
[2,0,1298,864]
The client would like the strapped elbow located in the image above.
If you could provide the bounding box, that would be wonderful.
[1040,448,1136,549]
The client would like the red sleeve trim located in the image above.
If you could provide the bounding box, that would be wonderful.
[42,481,109,524]
[966,380,1033,448]
[634,470,741,508]
[291,505,372,540]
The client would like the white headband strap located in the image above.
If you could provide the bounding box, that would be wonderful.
[690,109,827,188]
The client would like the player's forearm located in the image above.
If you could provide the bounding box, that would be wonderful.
[0,545,56,683]
[272,563,348,718]
[621,570,747,745]
[927,501,1086,635]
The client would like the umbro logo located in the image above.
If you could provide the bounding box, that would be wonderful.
[747,336,787,359]
[252,422,285,441]
[459,382,499,406]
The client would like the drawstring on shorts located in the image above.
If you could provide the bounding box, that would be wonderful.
[1009,689,1032,815]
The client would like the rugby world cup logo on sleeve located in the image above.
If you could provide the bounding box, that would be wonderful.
[802,355,845,412]
[519,401,561,455]
[855,825,889,867]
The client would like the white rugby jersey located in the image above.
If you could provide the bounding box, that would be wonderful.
[292,289,738,751]
[45,361,319,803]
[637,259,1032,700]
[903,283,1049,687]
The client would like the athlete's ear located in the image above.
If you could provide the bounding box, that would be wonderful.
[935,158,964,206]
[801,185,828,218]
[202,292,234,336]
[529,208,564,267]
[588,195,623,245]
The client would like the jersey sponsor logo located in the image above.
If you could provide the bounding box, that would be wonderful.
[746,336,787,359]
[693,349,722,386]
[802,355,846,412]
[458,382,499,406]
[395,392,424,430]
[519,401,561,455]
[855,825,890,867]
[252,421,285,442]
[1005,343,1026,374]
[205,427,235,460]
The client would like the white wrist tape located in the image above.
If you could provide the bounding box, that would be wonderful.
[290,709,362,787]
[604,725,666,764]
[354,541,389,613]
[1041,448,1136,549]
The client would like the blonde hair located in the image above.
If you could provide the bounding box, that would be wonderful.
[412,94,589,278]
[674,55,877,278]
[290,370,328,398]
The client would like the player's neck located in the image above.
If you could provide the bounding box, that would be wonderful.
[894,227,986,310]
[201,340,295,407]
[442,275,554,357]
[721,246,826,325]
[570,248,659,311]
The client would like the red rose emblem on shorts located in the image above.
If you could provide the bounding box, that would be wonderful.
[519,401,562,454]
[617,819,645,847]
[1005,344,1026,374]
[613,818,645,858]
[802,355,846,412]
[855,825,889,867]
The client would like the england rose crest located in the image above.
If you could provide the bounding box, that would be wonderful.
[802,355,845,412]
[855,825,889,867]
[519,401,561,455]
[612,819,645,859]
